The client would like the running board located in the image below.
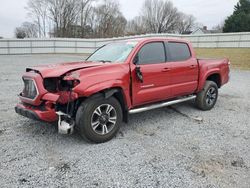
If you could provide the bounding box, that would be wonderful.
[129,95,196,114]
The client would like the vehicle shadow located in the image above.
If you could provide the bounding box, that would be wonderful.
[17,100,199,144]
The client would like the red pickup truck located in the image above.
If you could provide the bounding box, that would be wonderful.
[15,38,230,143]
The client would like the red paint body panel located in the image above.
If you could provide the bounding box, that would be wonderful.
[42,93,60,102]
[197,58,230,91]
[16,103,57,122]
[16,37,230,122]
[169,57,199,97]
[27,61,104,78]
[131,63,173,106]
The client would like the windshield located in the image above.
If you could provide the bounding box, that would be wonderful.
[87,41,138,63]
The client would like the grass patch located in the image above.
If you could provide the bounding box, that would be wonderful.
[195,48,250,70]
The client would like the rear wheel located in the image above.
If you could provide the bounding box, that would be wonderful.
[196,81,218,111]
[76,95,122,143]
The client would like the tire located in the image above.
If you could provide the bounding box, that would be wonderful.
[196,81,218,111]
[75,95,122,143]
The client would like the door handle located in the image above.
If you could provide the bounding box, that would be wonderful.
[189,65,196,69]
[162,67,171,72]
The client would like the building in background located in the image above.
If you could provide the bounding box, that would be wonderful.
[191,26,222,35]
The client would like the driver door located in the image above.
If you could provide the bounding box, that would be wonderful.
[131,42,172,106]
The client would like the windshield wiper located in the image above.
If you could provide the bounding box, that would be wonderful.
[97,60,112,63]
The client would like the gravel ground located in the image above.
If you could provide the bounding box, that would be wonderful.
[0,55,250,188]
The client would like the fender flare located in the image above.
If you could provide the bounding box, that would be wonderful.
[77,81,130,123]
[103,88,120,99]
[198,70,221,91]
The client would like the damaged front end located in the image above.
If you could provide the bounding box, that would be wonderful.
[15,71,81,135]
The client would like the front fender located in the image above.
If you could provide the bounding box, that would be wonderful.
[73,79,132,108]
[84,80,127,96]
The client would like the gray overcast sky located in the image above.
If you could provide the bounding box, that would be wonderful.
[0,0,239,38]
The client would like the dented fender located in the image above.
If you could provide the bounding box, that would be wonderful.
[73,79,132,108]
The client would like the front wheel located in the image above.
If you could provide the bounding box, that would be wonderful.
[196,81,218,111]
[76,95,122,143]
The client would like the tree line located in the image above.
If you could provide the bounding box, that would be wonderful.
[15,0,198,38]
[223,0,250,33]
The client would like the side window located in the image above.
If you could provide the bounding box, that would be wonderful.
[138,42,166,65]
[168,42,191,61]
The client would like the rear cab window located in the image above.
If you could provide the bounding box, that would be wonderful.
[167,42,191,62]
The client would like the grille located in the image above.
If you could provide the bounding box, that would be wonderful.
[22,79,38,99]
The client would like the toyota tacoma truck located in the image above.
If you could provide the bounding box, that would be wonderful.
[15,38,230,143]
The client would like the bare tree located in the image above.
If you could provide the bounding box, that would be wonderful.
[22,22,39,37]
[78,0,95,37]
[93,0,127,38]
[23,0,197,38]
[176,14,196,34]
[26,0,48,37]
[26,0,107,38]
[47,0,81,37]
[15,22,38,38]
[126,0,197,35]
[126,16,148,35]
[141,0,181,33]
[15,28,26,39]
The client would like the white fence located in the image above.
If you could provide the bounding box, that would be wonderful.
[0,32,250,55]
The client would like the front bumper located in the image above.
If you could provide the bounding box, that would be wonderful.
[15,103,58,122]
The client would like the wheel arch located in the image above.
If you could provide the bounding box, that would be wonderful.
[105,88,129,123]
[206,73,221,88]
[198,70,221,92]
[76,87,129,123]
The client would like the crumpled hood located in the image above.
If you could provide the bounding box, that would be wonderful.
[26,61,104,78]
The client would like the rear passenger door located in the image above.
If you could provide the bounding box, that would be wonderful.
[132,42,172,106]
[166,42,199,97]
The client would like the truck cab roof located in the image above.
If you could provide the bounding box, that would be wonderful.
[123,37,190,44]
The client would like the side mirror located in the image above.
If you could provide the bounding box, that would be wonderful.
[133,54,139,65]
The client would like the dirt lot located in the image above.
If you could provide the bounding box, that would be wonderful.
[0,55,250,188]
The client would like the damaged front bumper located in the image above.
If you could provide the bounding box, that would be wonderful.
[15,103,58,122]
[15,104,76,135]
[15,71,80,134]
[15,103,76,135]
